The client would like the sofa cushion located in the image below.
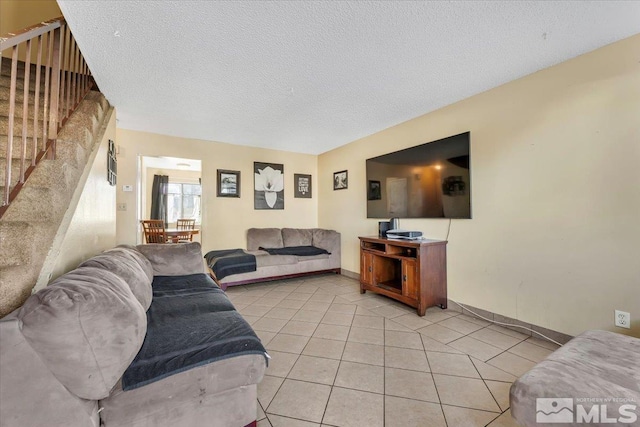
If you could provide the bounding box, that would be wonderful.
[114,245,154,282]
[312,228,340,253]
[79,249,153,310]
[296,254,330,262]
[136,242,205,276]
[18,266,146,400]
[122,274,266,391]
[255,254,298,268]
[282,228,312,247]
[247,228,283,251]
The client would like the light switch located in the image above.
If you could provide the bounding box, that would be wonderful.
[122,185,133,192]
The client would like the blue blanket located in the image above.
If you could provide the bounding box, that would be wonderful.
[122,274,267,390]
[258,245,330,256]
[204,249,257,280]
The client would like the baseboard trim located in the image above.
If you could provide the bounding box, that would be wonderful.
[340,269,359,280]
[337,270,572,344]
[448,300,573,344]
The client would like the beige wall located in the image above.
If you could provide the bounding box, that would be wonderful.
[318,35,640,337]
[49,111,117,280]
[0,0,61,35]
[116,130,318,249]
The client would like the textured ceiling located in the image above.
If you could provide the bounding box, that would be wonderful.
[57,1,640,155]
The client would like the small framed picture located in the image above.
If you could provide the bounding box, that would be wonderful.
[217,169,240,197]
[107,139,117,186]
[333,170,348,190]
[294,174,312,198]
[368,180,381,200]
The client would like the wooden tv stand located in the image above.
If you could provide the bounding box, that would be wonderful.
[359,236,447,316]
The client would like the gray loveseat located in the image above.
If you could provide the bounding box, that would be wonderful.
[0,242,267,427]
[214,228,341,289]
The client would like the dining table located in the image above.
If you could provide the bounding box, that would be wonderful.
[165,228,200,243]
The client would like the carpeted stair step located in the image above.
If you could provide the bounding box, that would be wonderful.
[1,61,51,83]
[0,186,59,223]
[0,135,39,159]
[0,65,48,93]
[0,104,42,121]
[1,60,35,76]
[0,157,35,186]
[0,74,48,93]
[0,265,41,315]
[54,138,87,169]
[0,74,87,99]
[22,159,79,194]
[56,91,109,149]
[0,85,46,106]
[0,221,34,266]
[0,116,46,138]
[0,97,43,119]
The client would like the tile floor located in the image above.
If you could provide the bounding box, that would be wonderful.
[226,274,559,427]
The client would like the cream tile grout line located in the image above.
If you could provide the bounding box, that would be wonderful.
[319,291,341,426]
[254,279,343,425]
[468,343,506,424]
[382,316,386,426]
[257,279,312,421]
[229,276,540,425]
[422,331,449,427]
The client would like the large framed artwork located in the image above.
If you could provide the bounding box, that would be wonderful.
[217,169,240,197]
[254,162,284,209]
[294,174,312,198]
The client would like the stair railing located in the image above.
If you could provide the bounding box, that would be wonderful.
[0,17,94,218]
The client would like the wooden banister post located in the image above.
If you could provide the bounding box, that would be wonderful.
[33,34,43,166]
[3,46,19,207]
[20,39,32,182]
[47,24,63,160]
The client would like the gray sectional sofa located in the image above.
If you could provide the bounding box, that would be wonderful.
[0,242,268,427]
[214,228,341,289]
[510,330,640,426]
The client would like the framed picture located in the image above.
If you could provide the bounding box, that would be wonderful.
[333,170,348,190]
[254,162,284,209]
[368,180,381,200]
[217,169,240,197]
[107,139,117,186]
[294,174,312,198]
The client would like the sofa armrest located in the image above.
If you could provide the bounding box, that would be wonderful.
[312,229,341,268]
[0,314,100,427]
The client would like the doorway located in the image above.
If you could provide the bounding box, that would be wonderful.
[137,156,202,244]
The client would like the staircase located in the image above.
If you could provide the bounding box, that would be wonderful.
[0,19,113,317]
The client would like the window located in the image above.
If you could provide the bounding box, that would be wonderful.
[167,182,201,224]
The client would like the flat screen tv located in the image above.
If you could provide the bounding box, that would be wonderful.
[366,132,471,219]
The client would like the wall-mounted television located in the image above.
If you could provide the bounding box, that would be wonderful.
[366,132,471,219]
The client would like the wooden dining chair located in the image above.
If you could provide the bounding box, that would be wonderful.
[141,220,168,243]
[176,219,196,242]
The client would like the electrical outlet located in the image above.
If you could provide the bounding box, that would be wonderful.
[615,310,630,329]
[117,203,127,211]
